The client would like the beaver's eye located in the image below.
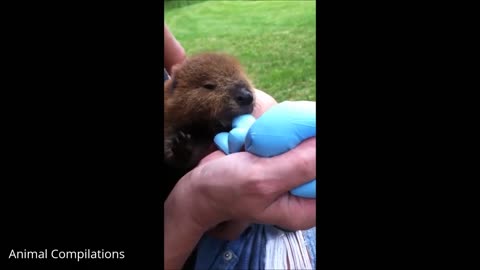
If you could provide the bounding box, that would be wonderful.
[203,83,216,90]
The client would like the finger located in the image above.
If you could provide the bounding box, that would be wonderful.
[164,24,186,74]
[258,194,316,231]
[257,137,316,193]
[252,89,278,118]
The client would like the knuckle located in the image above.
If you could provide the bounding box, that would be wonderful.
[243,163,274,197]
[295,148,315,179]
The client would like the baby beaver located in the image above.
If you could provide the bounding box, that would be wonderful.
[164,53,256,175]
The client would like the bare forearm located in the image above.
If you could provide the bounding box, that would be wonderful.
[164,180,206,269]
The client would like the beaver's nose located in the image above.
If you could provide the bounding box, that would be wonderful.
[235,88,253,106]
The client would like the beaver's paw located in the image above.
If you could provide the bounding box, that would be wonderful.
[165,131,194,168]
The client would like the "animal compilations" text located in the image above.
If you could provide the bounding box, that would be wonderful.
[8,249,125,262]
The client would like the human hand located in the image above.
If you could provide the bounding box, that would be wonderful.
[175,136,316,233]
[205,99,317,240]
[216,101,316,198]
[194,89,280,240]
[196,151,251,240]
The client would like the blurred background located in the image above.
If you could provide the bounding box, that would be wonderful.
[165,0,316,102]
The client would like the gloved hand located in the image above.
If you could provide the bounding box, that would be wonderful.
[214,101,316,198]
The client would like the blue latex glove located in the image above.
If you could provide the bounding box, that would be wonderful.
[214,101,316,198]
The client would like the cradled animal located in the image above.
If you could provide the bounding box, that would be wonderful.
[164,53,256,174]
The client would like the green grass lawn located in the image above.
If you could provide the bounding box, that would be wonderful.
[165,0,316,102]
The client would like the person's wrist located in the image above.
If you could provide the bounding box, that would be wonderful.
[167,170,225,232]
[164,175,210,270]
[165,177,207,236]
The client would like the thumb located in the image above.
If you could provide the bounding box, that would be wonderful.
[258,137,316,193]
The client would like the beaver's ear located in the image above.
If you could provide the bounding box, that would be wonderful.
[170,63,182,77]
[169,77,177,93]
[164,72,177,94]
[168,63,184,93]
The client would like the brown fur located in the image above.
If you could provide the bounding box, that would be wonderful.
[164,53,256,173]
